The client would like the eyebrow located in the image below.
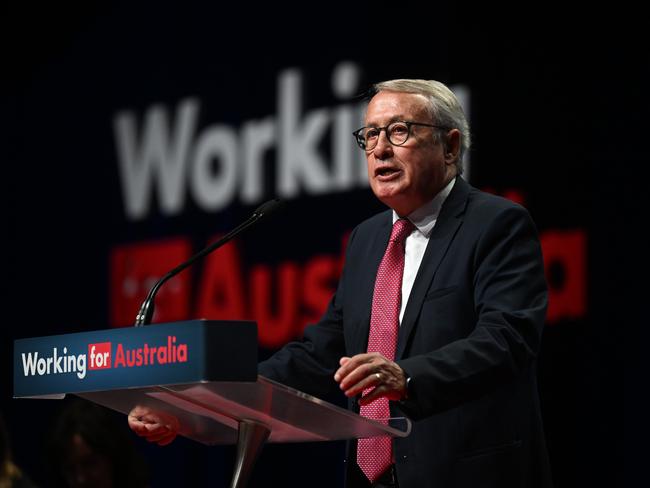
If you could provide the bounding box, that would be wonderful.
[364,115,408,127]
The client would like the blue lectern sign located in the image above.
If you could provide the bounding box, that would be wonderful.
[14,320,257,397]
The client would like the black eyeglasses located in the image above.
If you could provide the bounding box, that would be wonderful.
[352,120,450,151]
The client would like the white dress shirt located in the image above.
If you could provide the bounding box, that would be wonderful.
[393,177,456,324]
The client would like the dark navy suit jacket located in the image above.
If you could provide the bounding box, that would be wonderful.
[259,177,553,488]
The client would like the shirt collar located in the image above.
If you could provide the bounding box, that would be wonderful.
[392,177,456,237]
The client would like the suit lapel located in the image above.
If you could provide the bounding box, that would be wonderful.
[395,177,470,360]
[350,213,392,355]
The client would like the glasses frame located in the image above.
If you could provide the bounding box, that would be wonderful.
[352,120,451,151]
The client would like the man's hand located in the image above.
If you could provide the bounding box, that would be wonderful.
[127,405,179,446]
[334,352,407,406]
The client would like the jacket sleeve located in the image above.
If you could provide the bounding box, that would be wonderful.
[396,205,547,420]
[257,227,359,399]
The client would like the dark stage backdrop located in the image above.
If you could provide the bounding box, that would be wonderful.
[2,3,634,487]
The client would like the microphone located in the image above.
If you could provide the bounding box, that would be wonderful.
[134,198,285,326]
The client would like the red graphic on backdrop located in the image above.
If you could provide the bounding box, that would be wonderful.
[110,236,344,347]
[109,195,587,346]
[541,230,587,323]
[110,239,192,327]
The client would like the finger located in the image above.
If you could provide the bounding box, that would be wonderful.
[339,361,378,391]
[139,413,168,424]
[358,385,388,406]
[127,415,143,427]
[343,371,382,398]
[335,353,373,381]
[128,415,156,432]
[335,353,373,384]
[334,357,355,382]
[128,421,150,435]
[131,425,150,436]
[145,424,171,435]
[129,405,152,419]
[144,428,173,443]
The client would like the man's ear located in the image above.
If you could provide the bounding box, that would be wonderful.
[444,129,461,165]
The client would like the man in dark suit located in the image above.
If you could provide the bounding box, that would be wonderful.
[130,79,552,488]
[257,79,552,487]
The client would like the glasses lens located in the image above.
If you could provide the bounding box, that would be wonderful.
[363,127,380,150]
[387,122,409,145]
[353,130,366,149]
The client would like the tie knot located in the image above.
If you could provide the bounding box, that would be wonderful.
[390,218,414,243]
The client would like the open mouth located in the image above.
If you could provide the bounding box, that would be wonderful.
[375,166,401,178]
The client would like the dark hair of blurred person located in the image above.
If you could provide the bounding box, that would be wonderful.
[1,411,38,488]
[46,399,149,488]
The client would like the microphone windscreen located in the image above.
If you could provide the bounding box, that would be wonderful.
[253,198,285,218]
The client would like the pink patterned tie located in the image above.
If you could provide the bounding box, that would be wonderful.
[357,218,414,483]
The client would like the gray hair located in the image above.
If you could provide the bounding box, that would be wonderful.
[371,79,471,174]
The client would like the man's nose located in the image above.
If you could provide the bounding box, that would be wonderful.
[372,130,393,159]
